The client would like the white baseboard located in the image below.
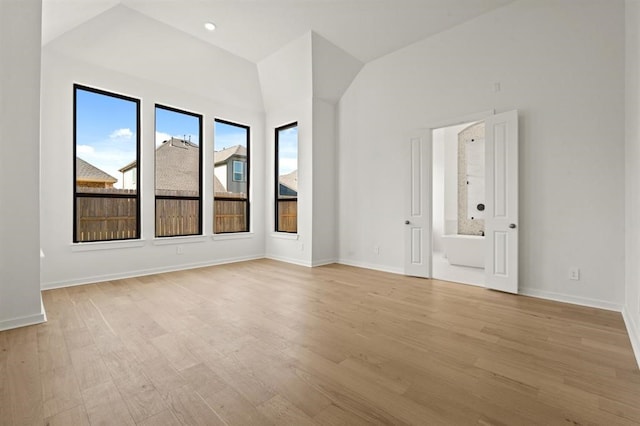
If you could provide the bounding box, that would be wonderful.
[41,254,264,290]
[264,254,313,267]
[622,307,640,370]
[262,255,336,268]
[337,262,624,312]
[311,258,337,267]
[43,254,338,291]
[0,295,47,332]
[337,259,404,275]
[519,287,623,312]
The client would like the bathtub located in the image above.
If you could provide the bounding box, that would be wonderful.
[441,234,485,268]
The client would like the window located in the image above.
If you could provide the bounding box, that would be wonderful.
[214,119,250,233]
[74,85,140,243]
[275,123,298,233]
[155,105,202,237]
[232,160,245,182]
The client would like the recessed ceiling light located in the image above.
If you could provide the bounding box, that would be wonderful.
[204,22,216,31]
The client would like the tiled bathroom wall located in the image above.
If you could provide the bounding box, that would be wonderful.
[457,122,485,236]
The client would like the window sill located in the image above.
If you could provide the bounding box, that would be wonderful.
[271,232,299,240]
[71,240,145,252]
[213,232,254,241]
[152,235,208,246]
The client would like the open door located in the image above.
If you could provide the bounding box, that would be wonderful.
[484,110,518,293]
[404,130,431,278]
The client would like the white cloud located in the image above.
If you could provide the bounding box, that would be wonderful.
[77,145,95,155]
[156,131,172,147]
[278,158,298,175]
[110,128,133,140]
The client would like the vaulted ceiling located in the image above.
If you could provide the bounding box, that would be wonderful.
[42,0,514,64]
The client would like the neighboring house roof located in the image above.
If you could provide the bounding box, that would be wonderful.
[76,157,117,184]
[119,158,136,173]
[117,138,237,196]
[155,138,200,192]
[119,138,201,192]
[214,145,246,165]
[279,170,298,194]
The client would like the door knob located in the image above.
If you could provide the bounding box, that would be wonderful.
[509,223,517,229]
[405,220,410,225]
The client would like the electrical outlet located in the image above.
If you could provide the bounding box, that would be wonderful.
[373,246,380,255]
[176,245,184,255]
[569,267,580,281]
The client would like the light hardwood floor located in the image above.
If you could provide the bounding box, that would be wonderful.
[1,259,639,425]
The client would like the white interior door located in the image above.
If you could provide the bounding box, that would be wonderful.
[484,110,519,293]
[404,130,431,278]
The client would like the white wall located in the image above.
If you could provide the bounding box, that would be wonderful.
[258,34,313,113]
[433,124,463,253]
[260,32,359,266]
[260,34,314,266]
[625,0,640,367]
[39,4,267,288]
[444,124,463,233]
[308,34,360,265]
[264,98,314,266]
[0,0,46,330]
[338,0,626,309]
[432,129,446,253]
[121,168,136,190]
[214,164,228,191]
[311,33,363,104]
[45,5,263,114]
[312,98,338,265]
[40,48,266,288]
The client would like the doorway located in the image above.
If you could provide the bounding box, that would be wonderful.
[431,121,485,287]
[404,110,519,294]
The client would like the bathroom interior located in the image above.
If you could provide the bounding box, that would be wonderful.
[432,121,485,286]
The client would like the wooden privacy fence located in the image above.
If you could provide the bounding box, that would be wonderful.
[156,198,200,237]
[214,197,247,233]
[277,199,297,233]
[76,188,257,241]
[76,195,137,242]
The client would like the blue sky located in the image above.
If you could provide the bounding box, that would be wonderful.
[75,88,138,181]
[155,106,200,147]
[277,125,298,175]
[214,120,247,152]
